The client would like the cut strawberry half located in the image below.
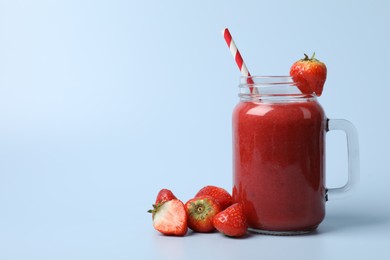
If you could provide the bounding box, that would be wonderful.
[149,199,187,236]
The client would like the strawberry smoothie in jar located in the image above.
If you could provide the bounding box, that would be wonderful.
[232,76,359,235]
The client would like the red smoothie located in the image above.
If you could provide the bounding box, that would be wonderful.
[233,98,327,233]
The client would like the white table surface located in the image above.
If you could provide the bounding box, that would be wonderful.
[1,190,389,260]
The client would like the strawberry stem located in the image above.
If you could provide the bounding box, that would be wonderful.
[147,204,159,213]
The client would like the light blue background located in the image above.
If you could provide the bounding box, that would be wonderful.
[1,0,389,259]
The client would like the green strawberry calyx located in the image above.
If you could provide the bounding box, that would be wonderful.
[189,199,214,220]
[302,52,318,62]
[147,203,163,218]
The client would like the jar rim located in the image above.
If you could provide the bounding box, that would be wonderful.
[238,75,317,100]
[239,76,295,86]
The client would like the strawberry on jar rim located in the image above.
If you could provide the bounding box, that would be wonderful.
[289,53,327,96]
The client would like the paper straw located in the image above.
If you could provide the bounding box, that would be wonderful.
[222,28,257,93]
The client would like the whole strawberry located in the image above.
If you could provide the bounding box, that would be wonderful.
[195,185,233,210]
[290,53,327,96]
[154,188,177,205]
[213,203,247,238]
[185,196,221,233]
[148,199,188,236]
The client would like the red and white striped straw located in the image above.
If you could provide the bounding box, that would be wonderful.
[222,28,257,93]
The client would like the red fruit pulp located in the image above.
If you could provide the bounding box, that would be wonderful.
[232,100,327,232]
[152,199,187,236]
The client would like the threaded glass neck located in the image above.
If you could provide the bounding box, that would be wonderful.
[239,76,317,102]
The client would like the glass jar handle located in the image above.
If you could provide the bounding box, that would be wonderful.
[326,119,360,200]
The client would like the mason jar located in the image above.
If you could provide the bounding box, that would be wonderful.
[232,76,359,235]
